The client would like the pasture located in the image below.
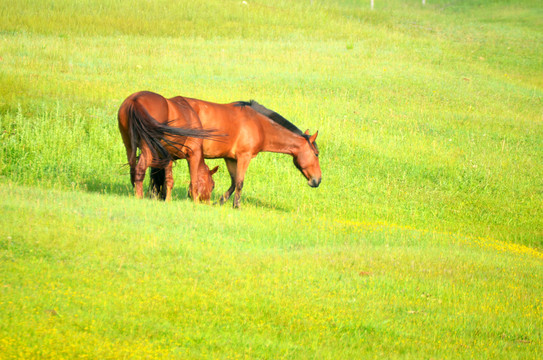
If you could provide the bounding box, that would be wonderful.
[1,0,542,358]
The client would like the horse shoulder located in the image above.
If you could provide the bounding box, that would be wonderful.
[237,109,266,153]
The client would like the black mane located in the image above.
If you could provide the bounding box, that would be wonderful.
[235,100,304,137]
[234,100,318,152]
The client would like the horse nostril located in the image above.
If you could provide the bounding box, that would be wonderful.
[309,177,321,188]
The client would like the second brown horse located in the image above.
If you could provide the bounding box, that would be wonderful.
[118,91,219,202]
[152,97,321,208]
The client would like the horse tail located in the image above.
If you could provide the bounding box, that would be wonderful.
[124,100,217,168]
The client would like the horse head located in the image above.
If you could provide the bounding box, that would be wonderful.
[189,165,219,202]
[293,130,321,188]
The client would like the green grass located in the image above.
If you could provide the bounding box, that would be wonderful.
[1,0,542,358]
[2,184,542,359]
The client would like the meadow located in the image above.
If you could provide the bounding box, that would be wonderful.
[1,0,542,358]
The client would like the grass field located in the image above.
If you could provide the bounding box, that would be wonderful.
[1,0,542,358]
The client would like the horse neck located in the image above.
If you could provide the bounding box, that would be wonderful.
[195,158,209,177]
[261,123,305,156]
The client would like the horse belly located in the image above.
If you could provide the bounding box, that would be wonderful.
[200,119,243,158]
[202,138,236,159]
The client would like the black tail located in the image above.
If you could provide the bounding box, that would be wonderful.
[126,100,218,168]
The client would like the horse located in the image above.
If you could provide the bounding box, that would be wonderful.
[117,91,219,202]
[152,97,321,208]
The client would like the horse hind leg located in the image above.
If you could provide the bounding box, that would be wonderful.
[121,138,137,188]
[164,162,174,202]
[134,159,146,199]
[134,146,152,199]
[119,116,133,184]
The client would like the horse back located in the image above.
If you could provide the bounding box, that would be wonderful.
[184,97,265,159]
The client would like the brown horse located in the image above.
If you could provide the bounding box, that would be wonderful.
[153,97,321,208]
[118,91,219,202]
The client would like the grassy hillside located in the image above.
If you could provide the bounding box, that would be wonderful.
[1,0,542,358]
[2,184,542,359]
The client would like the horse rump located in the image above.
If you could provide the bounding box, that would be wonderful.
[125,100,219,167]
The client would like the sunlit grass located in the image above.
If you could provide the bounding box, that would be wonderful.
[1,32,540,244]
[1,184,542,358]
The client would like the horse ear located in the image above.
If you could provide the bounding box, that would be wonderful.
[304,129,310,135]
[210,166,219,175]
[309,130,318,143]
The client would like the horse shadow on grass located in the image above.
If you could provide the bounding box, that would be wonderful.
[82,175,290,212]
[213,195,291,212]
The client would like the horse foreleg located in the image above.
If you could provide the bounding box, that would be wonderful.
[220,158,237,205]
[187,156,200,203]
[232,155,251,209]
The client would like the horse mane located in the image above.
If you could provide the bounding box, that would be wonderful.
[235,100,305,136]
[235,100,318,152]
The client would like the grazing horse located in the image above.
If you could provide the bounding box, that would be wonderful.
[153,97,321,208]
[117,91,219,202]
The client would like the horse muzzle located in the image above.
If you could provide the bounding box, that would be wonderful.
[308,177,321,188]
